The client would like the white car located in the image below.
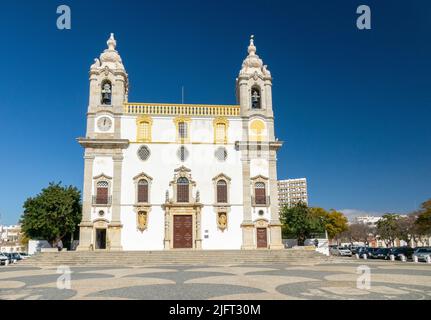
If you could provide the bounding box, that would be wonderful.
[0,253,9,265]
[413,247,431,262]
[335,247,352,257]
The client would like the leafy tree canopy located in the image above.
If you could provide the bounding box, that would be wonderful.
[325,209,349,240]
[20,182,82,246]
[281,203,348,245]
[416,199,431,235]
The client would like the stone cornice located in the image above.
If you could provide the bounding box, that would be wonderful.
[77,137,129,149]
[235,140,283,151]
[162,202,204,209]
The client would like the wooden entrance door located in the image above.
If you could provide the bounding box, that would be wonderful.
[173,215,193,249]
[256,228,268,248]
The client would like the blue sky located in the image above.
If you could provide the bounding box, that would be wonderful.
[0,0,430,224]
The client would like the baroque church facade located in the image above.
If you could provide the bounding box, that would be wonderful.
[77,34,284,251]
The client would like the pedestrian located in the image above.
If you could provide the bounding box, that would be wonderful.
[57,239,63,252]
[314,238,319,248]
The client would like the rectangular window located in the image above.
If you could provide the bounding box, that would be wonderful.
[216,123,226,143]
[142,122,150,140]
[177,185,189,203]
[138,122,151,142]
[179,122,187,139]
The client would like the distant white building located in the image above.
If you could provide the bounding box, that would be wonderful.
[354,216,382,227]
[0,225,21,242]
[277,178,308,210]
[354,214,408,227]
[0,225,24,253]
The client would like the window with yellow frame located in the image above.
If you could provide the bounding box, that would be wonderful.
[213,117,229,144]
[136,116,153,142]
[173,116,191,143]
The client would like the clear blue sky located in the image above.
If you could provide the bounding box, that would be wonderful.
[0,0,430,224]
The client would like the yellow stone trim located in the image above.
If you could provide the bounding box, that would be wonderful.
[136,115,153,143]
[213,117,229,144]
[124,103,240,117]
[250,119,266,142]
[173,116,191,144]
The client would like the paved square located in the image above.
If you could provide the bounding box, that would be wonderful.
[1,260,430,300]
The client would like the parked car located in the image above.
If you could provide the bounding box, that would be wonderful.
[412,247,431,262]
[349,246,363,255]
[18,252,29,259]
[356,247,379,258]
[2,252,20,264]
[355,247,366,256]
[0,253,9,265]
[370,248,391,259]
[333,247,352,257]
[11,253,22,261]
[389,247,415,260]
[329,245,338,256]
[1,253,13,264]
[365,247,380,258]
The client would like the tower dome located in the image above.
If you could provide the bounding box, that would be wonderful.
[239,35,271,78]
[91,33,125,71]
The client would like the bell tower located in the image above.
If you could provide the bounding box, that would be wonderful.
[77,34,129,251]
[236,36,284,250]
[86,33,129,139]
[236,35,275,141]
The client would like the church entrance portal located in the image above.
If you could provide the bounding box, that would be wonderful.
[173,215,193,249]
[256,228,268,248]
[95,229,107,250]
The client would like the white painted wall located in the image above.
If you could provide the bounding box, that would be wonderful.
[121,116,243,144]
[89,114,275,250]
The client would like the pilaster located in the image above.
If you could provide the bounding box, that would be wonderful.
[268,150,284,249]
[109,153,123,250]
[77,153,95,251]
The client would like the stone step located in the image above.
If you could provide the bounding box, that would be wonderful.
[19,250,331,267]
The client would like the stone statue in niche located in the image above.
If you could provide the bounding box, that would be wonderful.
[137,211,148,232]
[217,212,227,231]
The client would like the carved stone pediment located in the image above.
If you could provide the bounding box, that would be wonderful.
[254,218,269,228]
[170,166,196,186]
[133,172,153,182]
[212,173,232,182]
[93,173,112,181]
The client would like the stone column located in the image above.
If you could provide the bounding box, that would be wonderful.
[241,157,255,250]
[108,153,123,251]
[195,206,202,250]
[268,150,284,249]
[164,208,170,250]
[77,152,95,251]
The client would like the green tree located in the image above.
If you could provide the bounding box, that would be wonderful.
[325,210,349,240]
[415,199,431,236]
[376,214,400,247]
[281,202,323,246]
[20,182,82,247]
[308,207,349,241]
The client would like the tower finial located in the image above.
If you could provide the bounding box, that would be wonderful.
[107,33,117,50]
[248,35,256,55]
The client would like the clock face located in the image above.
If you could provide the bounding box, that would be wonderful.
[97,117,112,132]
